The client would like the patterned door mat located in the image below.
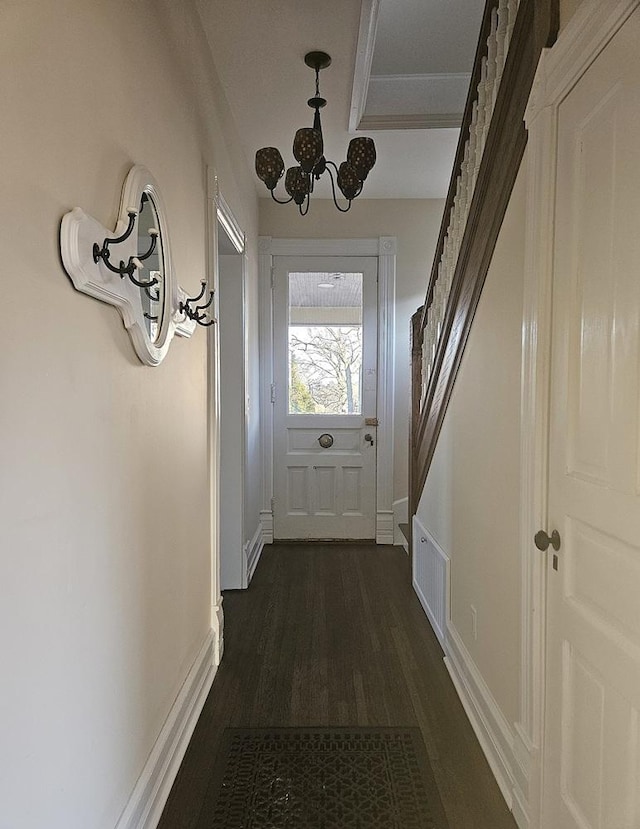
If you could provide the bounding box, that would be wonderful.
[206,727,449,828]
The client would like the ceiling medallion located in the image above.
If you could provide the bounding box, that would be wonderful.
[255,51,377,215]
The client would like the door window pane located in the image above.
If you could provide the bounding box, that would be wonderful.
[288,272,363,414]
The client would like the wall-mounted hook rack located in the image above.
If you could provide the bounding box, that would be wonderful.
[92,207,160,294]
[60,164,197,366]
[179,281,216,327]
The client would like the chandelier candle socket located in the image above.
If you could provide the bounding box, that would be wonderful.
[255,147,285,190]
[254,51,376,214]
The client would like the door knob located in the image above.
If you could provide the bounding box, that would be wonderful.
[318,433,334,448]
[364,433,374,446]
[534,529,561,552]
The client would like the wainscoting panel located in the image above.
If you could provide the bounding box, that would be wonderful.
[412,516,449,648]
[411,515,528,826]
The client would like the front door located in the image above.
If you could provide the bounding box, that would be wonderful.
[543,10,640,827]
[273,256,377,539]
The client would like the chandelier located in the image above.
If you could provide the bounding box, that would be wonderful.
[255,51,377,215]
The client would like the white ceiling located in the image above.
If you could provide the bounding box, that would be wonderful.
[196,0,484,200]
[372,0,484,75]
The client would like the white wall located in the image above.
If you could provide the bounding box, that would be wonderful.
[417,157,527,727]
[219,254,245,589]
[560,0,585,30]
[259,198,444,524]
[0,1,258,826]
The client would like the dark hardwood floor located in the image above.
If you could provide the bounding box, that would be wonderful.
[158,543,517,828]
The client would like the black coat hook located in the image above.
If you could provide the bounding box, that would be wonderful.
[180,282,215,327]
[93,210,160,293]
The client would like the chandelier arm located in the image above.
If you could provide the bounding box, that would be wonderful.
[270,190,294,205]
[325,163,353,213]
[299,193,311,216]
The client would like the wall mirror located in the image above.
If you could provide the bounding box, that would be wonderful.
[137,191,165,343]
[60,165,199,365]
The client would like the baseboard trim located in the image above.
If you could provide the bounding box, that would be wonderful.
[246,521,264,583]
[114,630,216,829]
[376,510,394,545]
[511,785,531,829]
[392,497,409,549]
[259,509,273,544]
[443,622,518,812]
[211,598,224,666]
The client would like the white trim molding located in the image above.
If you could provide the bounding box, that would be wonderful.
[114,631,216,829]
[376,236,396,544]
[259,236,396,544]
[258,237,275,540]
[211,598,224,667]
[267,238,379,257]
[260,509,274,545]
[213,181,251,593]
[358,113,462,130]
[393,497,409,549]
[444,624,519,815]
[517,3,638,827]
[216,192,245,255]
[245,521,265,583]
[206,167,223,671]
[360,72,469,131]
[349,0,381,132]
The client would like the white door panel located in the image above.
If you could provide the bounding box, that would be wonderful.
[543,10,640,828]
[273,256,377,539]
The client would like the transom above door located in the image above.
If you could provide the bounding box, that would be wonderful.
[272,256,378,539]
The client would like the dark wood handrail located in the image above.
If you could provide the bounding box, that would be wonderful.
[409,0,559,523]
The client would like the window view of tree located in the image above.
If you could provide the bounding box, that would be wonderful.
[289,355,316,413]
[288,325,362,414]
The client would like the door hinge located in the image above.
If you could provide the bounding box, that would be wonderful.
[270,496,275,511]
[270,266,275,289]
[270,382,276,403]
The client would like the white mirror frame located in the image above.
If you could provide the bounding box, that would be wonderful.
[60,164,196,366]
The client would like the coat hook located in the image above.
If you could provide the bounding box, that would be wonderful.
[179,281,216,327]
[93,210,160,293]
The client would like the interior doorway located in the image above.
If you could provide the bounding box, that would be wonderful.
[272,256,378,539]
[540,10,640,826]
[258,237,397,546]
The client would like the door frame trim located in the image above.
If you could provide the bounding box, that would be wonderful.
[207,171,247,662]
[519,2,637,825]
[258,236,397,544]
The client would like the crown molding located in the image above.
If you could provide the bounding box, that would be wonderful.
[349,0,381,132]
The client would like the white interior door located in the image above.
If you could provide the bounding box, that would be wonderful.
[543,11,640,828]
[273,256,377,539]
